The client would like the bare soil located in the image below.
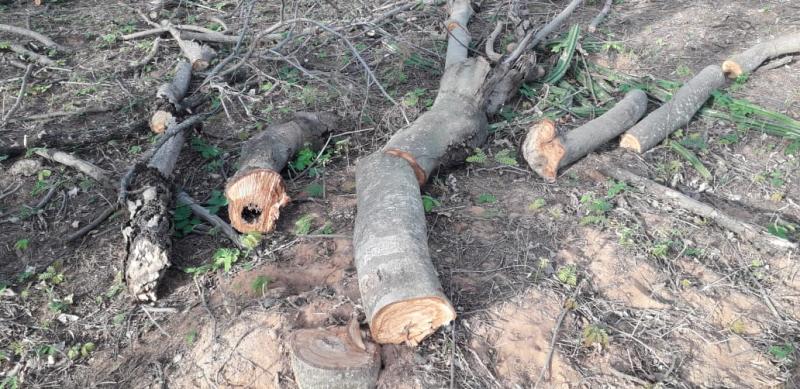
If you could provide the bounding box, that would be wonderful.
[1,0,799,388]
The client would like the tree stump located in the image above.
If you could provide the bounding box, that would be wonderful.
[290,325,381,389]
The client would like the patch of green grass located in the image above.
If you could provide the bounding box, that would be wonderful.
[477,193,497,204]
[466,148,488,164]
[185,330,198,346]
[294,214,315,235]
[305,183,324,198]
[582,324,609,347]
[768,343,794,361]
[528,198,546,211]
[556,265,578,286]
[251,275,271,295]
[675,64,692,78]
[290,145,316,171]
[421,194,440,213]
[494,149,518,166]
[14,239,29,251]
[241,232,262,250]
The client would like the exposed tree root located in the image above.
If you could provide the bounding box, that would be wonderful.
[722,32,800,78]
[226,112,336,234]
[523,89,647,181]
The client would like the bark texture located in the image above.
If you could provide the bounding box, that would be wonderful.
[523,89,647,181]
[0,119,147,158]
[621,65,726,153]
[599,164,797,251]
[123,130,185,301]
[151,61,192,133]
[722,32,800,78]
[226,112,336,233]
[290,326,380,389]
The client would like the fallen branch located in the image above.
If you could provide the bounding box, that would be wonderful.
[620,65,726,153]
[722,32,800,79]
[504,0,584,65]
[176,191,245,249]
[127,37,161,70]
[0,23,65,51]
[598,164,797,251]
[484,21,504,62]
[163,22,216,71]
[0,119,147,158]
[290,322,380,389]
[522,89,647,181]
[33,148,111,184]
[5,43,56,66]
[150,61,192,133]
[1,64,33,127]
[225,112,336,233]
[121,26,239,44]
[587,0,612,33]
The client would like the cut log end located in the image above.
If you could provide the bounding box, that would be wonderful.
[619,133,642,153]
[225,168,290,233]
[371,297,456,346]
[721,60,743,79]
[149,110,175,134]
[290,327,380,389]
[521,119,565,182]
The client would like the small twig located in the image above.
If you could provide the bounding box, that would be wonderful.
[141,305,171,337]
[588,0,612,33]
[534,280,584,387]
[0,23,65,51]
[1,64,33,126]
[177,191,245,249]
[484,21,504,62]
[194,276,217,339]
[29,184,57,210]
[65,205,117,242]
[127,37,161,70]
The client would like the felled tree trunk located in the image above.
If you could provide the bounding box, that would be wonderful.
[150,61,192,133]
[225,112,336,233]
[620,65,726,153]
[123,128,185,301]
[522,89,647,181]
[722,32,800,78]
[290,323,381,389]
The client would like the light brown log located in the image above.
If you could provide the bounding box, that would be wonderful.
[620,65,726,153]
[722,32,800,78]
[0,23,65,51]
[290,324,380,389]
[150,61,192,133]
[226,112,336,233]
[523,89,647,181]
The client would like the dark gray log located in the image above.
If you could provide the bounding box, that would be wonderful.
[723,32,800,78]
[620,65,726,153]
[0,119,148,158]
[0,23,65,51]
[225,112,336,233]
[290,325,380,389]
[150,61,192,133]
[354,153,456,345]
[523,89,647,181]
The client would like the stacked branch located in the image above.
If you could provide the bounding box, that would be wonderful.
[523,89,647,181]
[225,112,337,233]
[150,61,192,133]
[290,322,381,389]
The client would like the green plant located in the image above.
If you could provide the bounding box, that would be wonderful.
[240,232,262,250]
[650,241,671,258]
[670,141,711,180]
[421,195,440,213]
[466,148,488,164]
[579,192,613,225]
[494,149,518,166]
[729,318,747,335]
[290,145,316,171]
[528,198,546,211]
[543,25,580,84]
[14,239,29,251]
[105,271,124,298]
[402,88,426,107]
[556,265,578,286]
[31,169,52,196]
[477,193,497,204]
[1,376,18,389]
[212,248,240,273]
[173,204,201,237]
[582,324,609,347]
[294,214,314,235]
[191,136,222,159]
[205,190,228,214]
[100,33,117,44]
[675,64,692,77]
[185,330,198,346]
[305,183,324,198]
[251,275,271,295]
[768,343,794,361]
[606,180,628,198]
[128,145,143,155]
[37,265,64,285]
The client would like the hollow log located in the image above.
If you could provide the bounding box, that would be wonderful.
[123,126,186,301]
[722,32,800,79]
[225,112,336,234]
[620,65,726,153]
[290,325,381,389]
[523,89,647,181]
[150,61,192,134]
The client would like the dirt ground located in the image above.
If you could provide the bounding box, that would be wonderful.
[1,0,800,388]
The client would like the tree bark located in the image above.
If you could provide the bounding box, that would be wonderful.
[225,112,336,233]
[123,127,185,301]
[290,325,381,389]
[523,89,647,181]
[722,32,800,79]
[150,61,192,134]
[0,119,148,158]
[620,65,726,153]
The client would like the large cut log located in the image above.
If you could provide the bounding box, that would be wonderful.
[150,61,192,133]
[722,32,800,79]
[620,65,726,153]
[123,124,186,301]
[290,322,381,389]
[522,89,647,181]
[225,112,336,233]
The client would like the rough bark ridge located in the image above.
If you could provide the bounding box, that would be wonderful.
[226,112,337,233]
[354,0,503,346]
[123,130,185,301]
[620,65,726,153]
[523,89,647,181]
[290,325,381,389]
[722,32,800,78]
[150,61,192,133]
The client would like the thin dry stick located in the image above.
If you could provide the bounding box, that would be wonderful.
[1,64,33,126]
[534,280,584,388]
[176,191,245,249]
[0,23,65,50]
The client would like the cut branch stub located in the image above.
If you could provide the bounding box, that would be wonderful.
[354,152,457,345]
[290,326,380,389]
[621,65,726,153]
[226,112,336,233]
[151,61,192,133]
[722,32,800,78]
[523,89,648,181]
